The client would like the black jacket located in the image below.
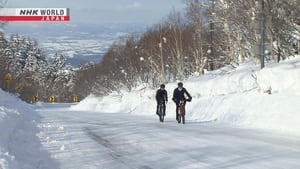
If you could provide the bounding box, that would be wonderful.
[172,87,192,104]
[156,89,168,103]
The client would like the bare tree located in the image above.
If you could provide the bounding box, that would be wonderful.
[185,0,208,75]
[164,9,186,80]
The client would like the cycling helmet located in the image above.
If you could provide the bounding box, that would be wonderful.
[178,82,183,87]
[160,84,165,88]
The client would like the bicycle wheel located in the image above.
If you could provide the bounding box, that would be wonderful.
[162,103,165,122]
[159,103,164,122]
[177,107,181,123]
[182,106,185,124]
[160,113,164,122]
[178,103,184,124]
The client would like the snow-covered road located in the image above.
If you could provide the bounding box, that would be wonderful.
[36,103,300,169]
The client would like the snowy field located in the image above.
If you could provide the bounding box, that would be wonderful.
[0,56,300,168]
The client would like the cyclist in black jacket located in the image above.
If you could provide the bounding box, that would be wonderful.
[172,82,192,121]
[156,84,168,116]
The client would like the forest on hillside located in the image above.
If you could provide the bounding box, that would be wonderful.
[77,0,299,96]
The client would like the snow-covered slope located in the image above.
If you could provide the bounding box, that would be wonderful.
[71,56,300,135]
[0,90,58,169]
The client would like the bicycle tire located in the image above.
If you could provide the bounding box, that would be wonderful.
[159,103,165,122]
[178,103,185,124]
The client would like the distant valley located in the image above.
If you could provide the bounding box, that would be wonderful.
[5,23,146,67]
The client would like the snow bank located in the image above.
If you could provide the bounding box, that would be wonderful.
[0,89,58,169]
[71,56,300,136]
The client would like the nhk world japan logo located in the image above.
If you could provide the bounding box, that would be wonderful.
[0,8,70,21]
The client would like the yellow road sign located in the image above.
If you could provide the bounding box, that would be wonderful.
[33,95,39,102]
[49,96,55,103]
[15,86,22,92]
[73,96,78,102]
[5,73,12,83]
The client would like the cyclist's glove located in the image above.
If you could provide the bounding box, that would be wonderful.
[186,97,192,102]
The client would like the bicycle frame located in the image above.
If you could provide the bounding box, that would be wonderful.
[178,100,185,124]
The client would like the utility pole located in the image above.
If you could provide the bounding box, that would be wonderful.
[260,0,266,69]
[158,35,166,84]
[209,0,215,70]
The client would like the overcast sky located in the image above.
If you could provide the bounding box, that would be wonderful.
[6,0,185,25]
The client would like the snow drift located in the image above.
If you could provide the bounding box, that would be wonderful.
[0,90,58,169]
[71,56,300,135]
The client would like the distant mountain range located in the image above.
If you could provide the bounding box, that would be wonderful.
[5,23,147,67]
